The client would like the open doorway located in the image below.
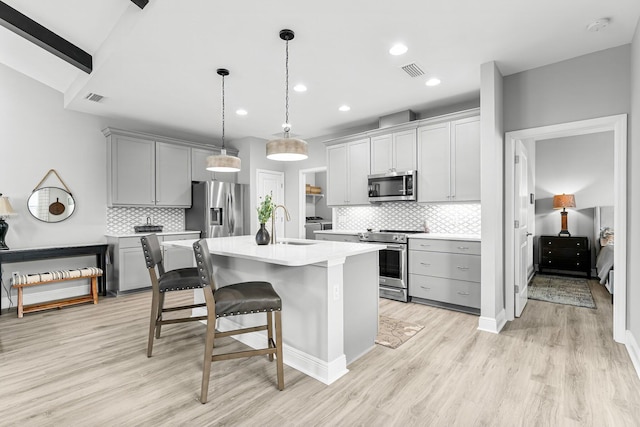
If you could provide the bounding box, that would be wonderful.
[298,167,330,239]
[505,114,627,343]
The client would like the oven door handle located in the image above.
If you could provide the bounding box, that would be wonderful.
[385,244,406,250]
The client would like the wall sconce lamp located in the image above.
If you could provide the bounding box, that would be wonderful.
[0,193,17,250]
[553,193,576,237]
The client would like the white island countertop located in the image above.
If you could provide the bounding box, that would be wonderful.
[162,235,385,267]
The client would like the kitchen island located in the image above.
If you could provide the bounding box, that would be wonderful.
[162,235,384,385]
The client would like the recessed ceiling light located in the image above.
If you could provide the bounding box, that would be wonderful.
[587,18,610,32]
[339,105,351,112]
[293,84,307,92]
[389,44,408,56]
[425,78,441,87]
[236,109,248,116]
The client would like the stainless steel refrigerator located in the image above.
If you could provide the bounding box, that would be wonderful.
[186,181,246,238]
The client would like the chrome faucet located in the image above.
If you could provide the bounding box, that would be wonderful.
[271,205,291,244]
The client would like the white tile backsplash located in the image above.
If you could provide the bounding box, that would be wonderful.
[106,207,184,234]
[335,202,481,234]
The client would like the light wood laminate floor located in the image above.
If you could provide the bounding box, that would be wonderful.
[1,279,639,426]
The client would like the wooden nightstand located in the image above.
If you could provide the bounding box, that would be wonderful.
[539,235,591,277]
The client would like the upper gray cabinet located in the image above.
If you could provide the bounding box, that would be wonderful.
[104,128,192,207]
[417,115,480,202]
[326,138,370,206]
[370,129,416,174]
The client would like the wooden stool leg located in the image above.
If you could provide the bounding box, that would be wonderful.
[267,311,274,361]
[91,277,98,304]
[200,314,216,404]
[17,287,23,318]
[147,289,160,357]
[155,292,165,339]
[275,311,284,391]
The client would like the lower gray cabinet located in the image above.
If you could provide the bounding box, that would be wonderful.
[107,232,200,294]
[408,238,481,314]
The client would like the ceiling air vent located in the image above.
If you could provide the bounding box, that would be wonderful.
[84,93,104,103]
[401,63,425,78]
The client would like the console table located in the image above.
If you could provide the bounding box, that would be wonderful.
[0,244,108,315]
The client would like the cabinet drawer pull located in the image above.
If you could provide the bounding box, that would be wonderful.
[420,244,431,247]
[457,246,469,250]
[456,266,469,270]
[420,286,431,290]
[457,291,470,296]
[420,262,431,266]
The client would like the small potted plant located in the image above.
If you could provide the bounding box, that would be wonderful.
[256,194,274,245]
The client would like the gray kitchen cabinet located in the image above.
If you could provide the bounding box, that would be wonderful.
[107,232,200,294]
[156,142,191,207]
[408,238,481,314]
[417,115,480,202]
[105,128,222,208]
[107,134,156,207]
[191,147,216,182]
[315,233,361,243]
[326,138,370,206]
[370,129,416,174]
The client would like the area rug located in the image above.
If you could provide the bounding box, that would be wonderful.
[528,274,596,309]
[375,316,424,349]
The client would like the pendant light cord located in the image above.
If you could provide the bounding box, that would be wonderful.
[284,38,290,135]
[221,73,226,149]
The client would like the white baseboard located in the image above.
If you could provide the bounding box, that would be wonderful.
[625,330,640,380]
[217,317,348,385]
[477,308,507,334]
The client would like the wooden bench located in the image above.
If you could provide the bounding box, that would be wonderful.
[11,267,103,318]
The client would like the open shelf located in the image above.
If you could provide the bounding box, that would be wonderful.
[305,193,325,202]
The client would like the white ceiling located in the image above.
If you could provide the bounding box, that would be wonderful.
[2,0,639,142]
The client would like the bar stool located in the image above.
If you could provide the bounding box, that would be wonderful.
[140,234,205,357]
[192,239,284,404]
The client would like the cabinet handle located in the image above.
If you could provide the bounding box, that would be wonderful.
[456,266,469,270]
[457,291,470,296]
[457,246,469,250]
[420,262,431,266]
[420,244,431,247]
[420,286,431,290]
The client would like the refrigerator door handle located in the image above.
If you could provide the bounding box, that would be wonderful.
[228,193,235,235]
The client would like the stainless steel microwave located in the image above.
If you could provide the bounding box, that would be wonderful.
[367,170,417,202]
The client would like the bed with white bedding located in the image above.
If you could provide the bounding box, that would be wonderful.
[594,206,614,294]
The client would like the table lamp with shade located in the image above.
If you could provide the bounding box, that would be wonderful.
[553,193,576,237]
[0,193,17,250]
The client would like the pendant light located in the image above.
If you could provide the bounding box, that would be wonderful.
[266,29,309,161]
[206,68,241,172]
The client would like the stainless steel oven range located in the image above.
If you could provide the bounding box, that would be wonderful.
[359,229,421,302]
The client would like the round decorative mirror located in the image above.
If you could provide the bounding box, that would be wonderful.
[28,187,76,223]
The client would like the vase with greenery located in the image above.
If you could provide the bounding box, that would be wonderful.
[256,194,274,245]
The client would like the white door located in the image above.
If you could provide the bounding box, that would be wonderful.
[514,140,530,317]
[257,169,285,239]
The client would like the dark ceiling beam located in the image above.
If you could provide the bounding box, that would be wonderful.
[0,1,92,73]
[131,0,149,9]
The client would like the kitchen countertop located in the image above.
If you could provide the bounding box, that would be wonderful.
[105,230,201,238]
[409,233,481,241]
[162,235,385,267]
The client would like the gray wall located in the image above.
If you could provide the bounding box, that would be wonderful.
[534,131,614,265]
[629,20,640,351]
[504,45,631,133]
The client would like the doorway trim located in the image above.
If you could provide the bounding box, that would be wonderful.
[298,166,328,239]
[504,114,627,343]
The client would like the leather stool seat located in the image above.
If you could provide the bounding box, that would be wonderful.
[157,268,202,293]
[214,281,282,317]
